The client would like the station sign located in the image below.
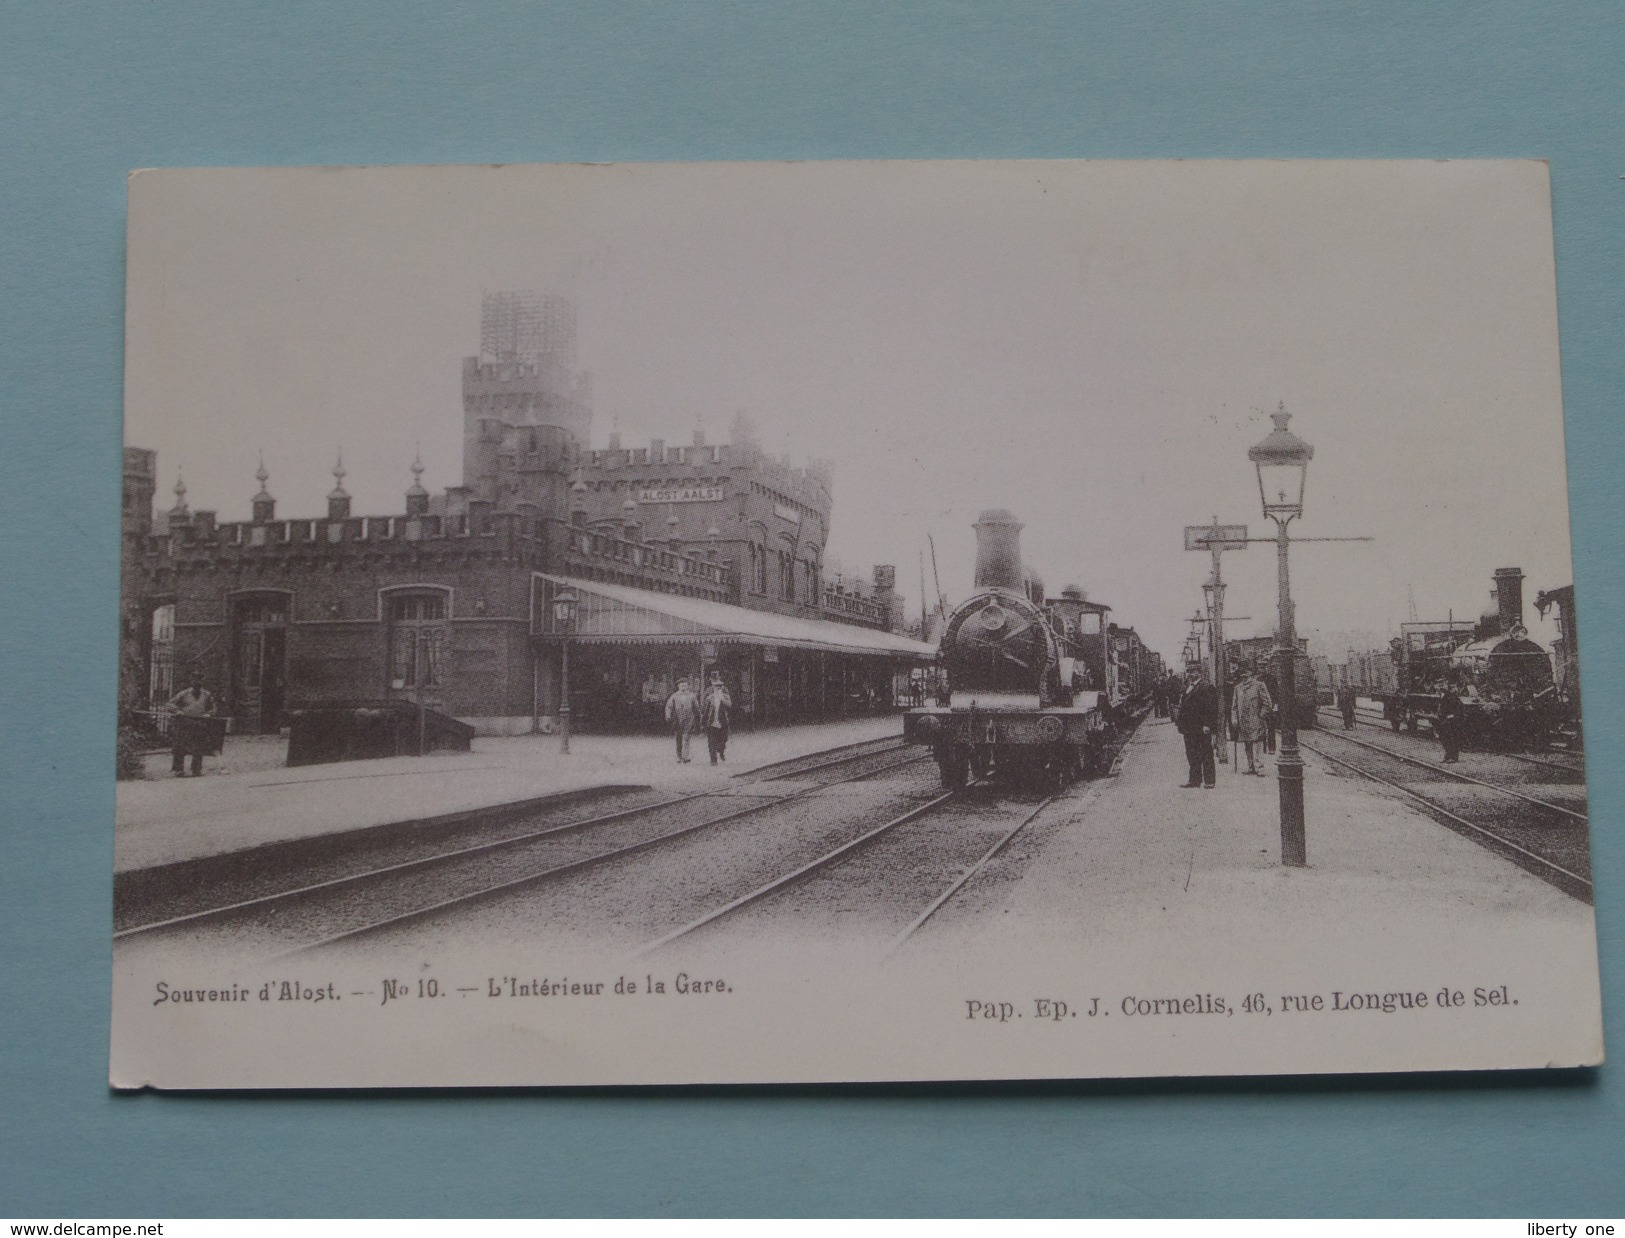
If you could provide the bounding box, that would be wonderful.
[640,485,723,504]
[1184,523,1248,551]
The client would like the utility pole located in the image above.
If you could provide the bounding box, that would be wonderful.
[1185,520,1248,762]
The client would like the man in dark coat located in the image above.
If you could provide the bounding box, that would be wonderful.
[1175,666,1220,789]
[1437,677,1465,763]
[1336,682,1358,730]
[702,672,732,765]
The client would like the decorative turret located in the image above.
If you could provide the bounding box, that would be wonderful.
[327,454,351,520]
[405,451,430,517]
[251,454,275,524]
[622,497,640,540]
[166,470,192,534]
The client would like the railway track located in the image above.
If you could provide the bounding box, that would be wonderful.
[628,783,1060,960]
[1318,704,1584,775]
[114,738,934,951]
[1299,726,1592,902]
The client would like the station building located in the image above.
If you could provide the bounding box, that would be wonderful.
[119,293,934,737]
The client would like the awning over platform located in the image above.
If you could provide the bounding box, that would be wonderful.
[533,573,937,660]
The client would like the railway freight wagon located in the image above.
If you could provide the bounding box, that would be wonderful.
[903,510,1153,790]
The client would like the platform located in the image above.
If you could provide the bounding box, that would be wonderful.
[115,714,901,874]
[941,716,1589,961]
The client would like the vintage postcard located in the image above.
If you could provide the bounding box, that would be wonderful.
[112,160,1601,1088]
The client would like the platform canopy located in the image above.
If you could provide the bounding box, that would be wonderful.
[532,573,937,660]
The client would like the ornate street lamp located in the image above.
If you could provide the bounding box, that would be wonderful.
[552,587,578,755]
[1248,405,1314,866]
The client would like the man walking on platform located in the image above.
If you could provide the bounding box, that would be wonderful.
[1259,666,1281,754]
[1337,681,1358,730]
[1175,666,1219,789]
[1230,665,1274,776]
[665,677,699,763]
[702,672,732,765]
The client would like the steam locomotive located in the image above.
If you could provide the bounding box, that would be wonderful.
[1348,568,1560,749]
[902,509,1160,790]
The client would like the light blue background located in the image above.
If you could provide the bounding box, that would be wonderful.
[2,1,1620,1217]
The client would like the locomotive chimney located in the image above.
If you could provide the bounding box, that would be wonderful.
[973,508,1025,591]
[1493,567,1525,634]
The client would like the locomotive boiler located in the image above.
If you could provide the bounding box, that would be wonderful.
[1374,567,1558,749]
[903,509,1149,790]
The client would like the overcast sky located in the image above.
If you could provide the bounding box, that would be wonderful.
[125,160,1574,658]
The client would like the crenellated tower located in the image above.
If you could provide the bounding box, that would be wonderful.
[461,291,591,519]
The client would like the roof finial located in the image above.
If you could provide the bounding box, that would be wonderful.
[406,445,428,498]
[254,452,271,497]
[329,451,349,499]
[171,469,189,512]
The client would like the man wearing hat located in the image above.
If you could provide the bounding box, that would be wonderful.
[1174,665,1219,789]
[664,677,700,763]
[702,672,733,765]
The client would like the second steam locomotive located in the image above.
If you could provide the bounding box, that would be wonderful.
[903,509,1160,790]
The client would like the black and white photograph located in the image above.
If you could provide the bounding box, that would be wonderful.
[111,159,1601,1088]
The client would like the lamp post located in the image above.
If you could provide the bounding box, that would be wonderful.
[1185,610,1207,673]
[1202,578,1227,762]
[1248,405,1314,867]
[552,587,578,755]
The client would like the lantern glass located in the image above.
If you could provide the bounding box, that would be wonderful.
[552,588,578,627]
[1247,407,1314,522]
[1255,459,1307,518]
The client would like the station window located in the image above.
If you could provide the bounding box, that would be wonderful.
[750,542,766,594]
[386,591,449,689]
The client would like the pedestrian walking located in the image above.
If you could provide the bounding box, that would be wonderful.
[1259,666,1280,754]
[1337,682,1358,730]
[1174,665,1219,789]
[166,673,218,777]
[1437,676,1465,763]
[1230,666,1274,776]
[664,677,700,763]
[702,672,732,765]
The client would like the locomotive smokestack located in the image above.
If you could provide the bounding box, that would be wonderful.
[1494,567,1525,634]
[973,508,1025,591]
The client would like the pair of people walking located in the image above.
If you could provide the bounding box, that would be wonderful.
[1175,664,1275,786]
[664,673,732,764]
